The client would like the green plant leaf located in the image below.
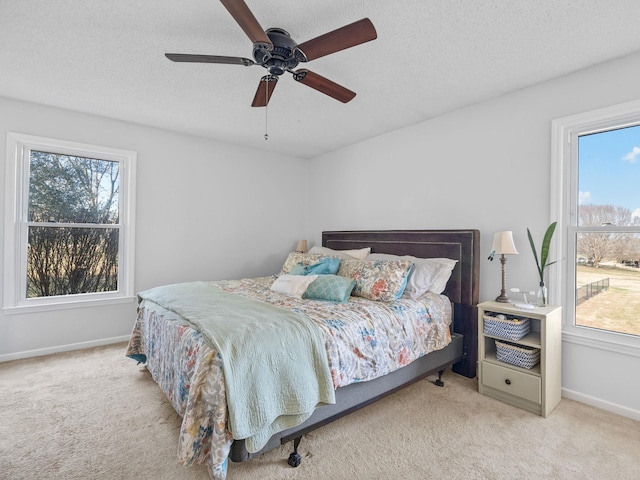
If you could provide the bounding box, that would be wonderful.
[527,227,543,280]
[540,221,557,270]
[528,222,558,284]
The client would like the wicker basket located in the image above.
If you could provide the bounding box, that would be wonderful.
[495,340,540,369]
[483,314,530,341]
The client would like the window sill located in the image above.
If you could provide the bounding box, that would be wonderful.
[2,295,137,315]
[562,328,640,358]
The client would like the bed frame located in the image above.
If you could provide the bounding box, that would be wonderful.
[229,229,480,465]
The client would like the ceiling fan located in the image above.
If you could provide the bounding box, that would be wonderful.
[165,0,377,107]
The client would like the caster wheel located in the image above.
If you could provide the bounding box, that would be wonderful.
[288,452,301,467]
[435,379,444,387]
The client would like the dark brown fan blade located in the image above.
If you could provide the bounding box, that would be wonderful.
[251,75,278,107]
[219,0,273,50]
[295,18,377,62]
[293,69,356,103]
[165,53,254,66]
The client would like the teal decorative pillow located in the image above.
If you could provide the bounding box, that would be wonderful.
[289,257,341,276]
[337,259,414,302]
[302,275,356,303]
[279,252,327,275]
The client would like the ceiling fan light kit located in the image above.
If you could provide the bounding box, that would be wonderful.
[165,0,377,107]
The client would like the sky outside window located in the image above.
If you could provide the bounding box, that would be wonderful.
[578,125,640,220]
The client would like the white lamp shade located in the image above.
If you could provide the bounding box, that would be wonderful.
[491,231,518,255]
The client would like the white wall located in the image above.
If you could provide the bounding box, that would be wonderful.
[2,50,639,419]
[306,52,640,419]
[0,96,307,360]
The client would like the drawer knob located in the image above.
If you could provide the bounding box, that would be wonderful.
[505,379,511,385]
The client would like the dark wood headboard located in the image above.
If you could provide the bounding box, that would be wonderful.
[322,229,480,378]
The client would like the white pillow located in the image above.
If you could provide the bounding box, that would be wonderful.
[308,245,371,260]
[366,253,457,297]
[270,274,318,298]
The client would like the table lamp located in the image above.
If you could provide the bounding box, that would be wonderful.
[489,231,518,303]
[296,239,308,253]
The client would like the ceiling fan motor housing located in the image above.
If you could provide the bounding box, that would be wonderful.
[253,28,301,76]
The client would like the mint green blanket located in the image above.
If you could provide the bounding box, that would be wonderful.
[138,281,336,452]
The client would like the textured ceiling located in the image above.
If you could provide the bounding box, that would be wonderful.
[3,1,640,159]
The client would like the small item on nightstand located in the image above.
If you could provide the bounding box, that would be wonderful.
[511,302,535,310]
[537,282,548,307]
[509,288,536,309]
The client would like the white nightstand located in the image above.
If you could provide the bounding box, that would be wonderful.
[477,301,562,417]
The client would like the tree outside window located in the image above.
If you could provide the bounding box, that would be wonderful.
[27,151,121,298]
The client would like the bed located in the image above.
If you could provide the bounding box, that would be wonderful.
[126,229,480,479]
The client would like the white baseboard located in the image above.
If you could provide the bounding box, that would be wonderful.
[0,335,131,363]
[562,387,640,421]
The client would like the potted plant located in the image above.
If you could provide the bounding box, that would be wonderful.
[527,221,558,306]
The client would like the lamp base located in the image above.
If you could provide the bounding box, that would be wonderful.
[495,294,510,303]
[495,254,510,303]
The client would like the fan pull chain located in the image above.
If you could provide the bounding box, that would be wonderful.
[264,79,269,140]
[264,105,268,140]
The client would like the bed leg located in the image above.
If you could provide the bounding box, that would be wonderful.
[434,369,445,387]
[287,436,302,467]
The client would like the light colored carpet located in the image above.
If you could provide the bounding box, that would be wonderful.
[1,342,638,480]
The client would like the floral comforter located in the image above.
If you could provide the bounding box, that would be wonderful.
[126,276,452,479]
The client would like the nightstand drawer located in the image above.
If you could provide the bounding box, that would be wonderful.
[482,361,541,404]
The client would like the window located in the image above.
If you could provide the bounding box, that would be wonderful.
[3,133,136,312]
[552,101,640,353]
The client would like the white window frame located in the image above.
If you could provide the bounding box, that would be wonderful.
[3,133,136,313]
[551,100,640,357]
